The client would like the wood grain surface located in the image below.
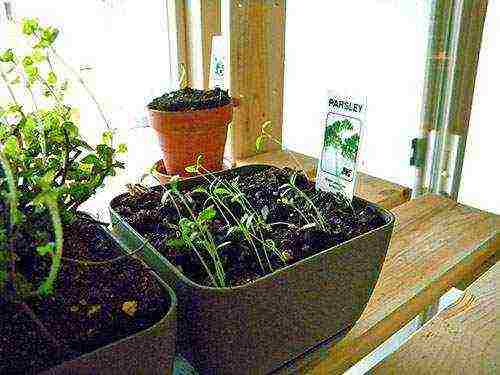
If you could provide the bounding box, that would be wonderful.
[373,261,497,374]
[230,1,285,160]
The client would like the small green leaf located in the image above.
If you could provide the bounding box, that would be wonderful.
[4,136,20,158]
[97,144,114,162]
[213,187,231,197]
[185,165,197,174]
[169,175,180,192]
[38,170,55,190]
[24,65,39,83]
[37,279,54,296]
[47,71,57,85]
[261,120,272,132]
[22,56,34,67]
[117,143,127,153]
[0,49,14,62]
[41,26,59,45]
[101,130,113,145]
[167,238,186,249]
[192,186,208,194]
[198,206,216,223]
[62,121,78,137]
[80,154,100,165]
[37,242,55,257]
[78,163,94,174]
[22,18,39,36]
[255,135,265,152]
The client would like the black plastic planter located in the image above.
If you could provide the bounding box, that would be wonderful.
[110,165,395,374]
[37,229,178,375]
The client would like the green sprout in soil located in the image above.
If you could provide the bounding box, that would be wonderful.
[187,155,287,272]
[278,172,329,233]
[255,120,306,173]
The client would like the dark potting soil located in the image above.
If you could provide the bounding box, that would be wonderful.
[0,214,171,374]
[111,167,387,287]
[147,87,231,112]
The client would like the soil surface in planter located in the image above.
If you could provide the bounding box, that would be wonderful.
[147,87,231,112]
[0,210,171,374]
[111,167,387,287]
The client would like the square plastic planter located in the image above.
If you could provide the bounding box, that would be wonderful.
[40,228,178,375]
[110,165,395,374]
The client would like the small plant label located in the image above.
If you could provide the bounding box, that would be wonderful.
[209,35,227,89]
[316,91,366,202]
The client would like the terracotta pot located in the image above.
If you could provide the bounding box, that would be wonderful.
[149,100,237,177]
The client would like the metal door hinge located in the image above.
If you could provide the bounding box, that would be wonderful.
[410,138,427,168]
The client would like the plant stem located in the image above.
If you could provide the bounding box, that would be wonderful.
[196,169,268,272]
[0,148,20,295]
[0,64,25,148]
[175,192,225,287]
[38,198,63,295]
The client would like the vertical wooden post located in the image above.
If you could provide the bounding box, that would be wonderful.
[230,0,286,161]
[170,0,192,86]
[201,0,221,89]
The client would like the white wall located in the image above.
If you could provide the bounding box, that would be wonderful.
[458,1,500,214]
[284,0,432,187]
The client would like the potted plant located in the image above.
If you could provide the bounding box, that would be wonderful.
[110,139,395,373]
[1,19,176,374]
[147,73,237,177]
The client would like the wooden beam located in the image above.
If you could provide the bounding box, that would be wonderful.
[230,0,285,160]
[200,0,221,89]
[373,262,497,374]
[236,150,412,210]
[171,0,191,86]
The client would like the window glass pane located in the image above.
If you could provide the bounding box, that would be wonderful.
[2,0,173,216]
[459,2,499,214]
[283,1,432,187]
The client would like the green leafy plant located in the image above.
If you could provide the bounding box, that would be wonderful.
[1,18,126,298]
